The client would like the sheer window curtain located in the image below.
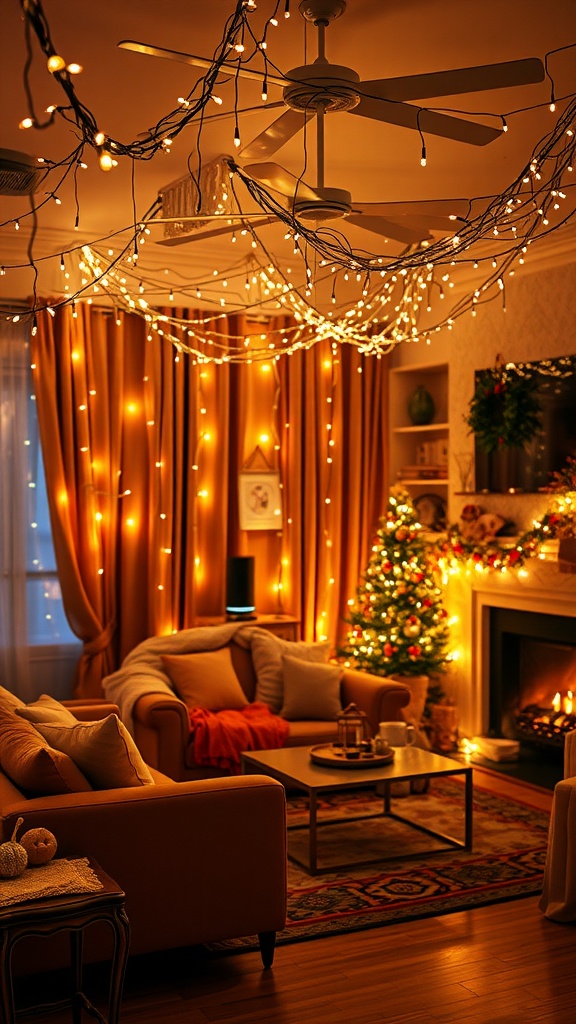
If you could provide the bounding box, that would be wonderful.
[0,321,31,698]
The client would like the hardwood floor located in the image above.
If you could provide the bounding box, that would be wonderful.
[19,770,576,1024]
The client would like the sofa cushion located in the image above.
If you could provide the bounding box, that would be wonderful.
[32,714,155,789]
[0,685,25,709]
[16,694,80,726]
[161,648,249,712]
[280,655,343,721]
[243,628,331,714]
[0,705,93,796]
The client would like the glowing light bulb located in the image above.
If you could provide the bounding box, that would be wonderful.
[47,54,66,73]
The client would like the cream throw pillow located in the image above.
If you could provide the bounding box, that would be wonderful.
[16,694,79,726]
[248,629,331,714]
[161,647,248,711]
[33,714,154,789]
[280,654,343,721]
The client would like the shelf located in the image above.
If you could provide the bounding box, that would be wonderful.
[393,422,449,434]
[397,478,450,486]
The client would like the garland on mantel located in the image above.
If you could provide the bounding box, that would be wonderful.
[436,497,576,574]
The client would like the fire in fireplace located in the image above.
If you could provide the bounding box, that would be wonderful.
[489,608,576,749]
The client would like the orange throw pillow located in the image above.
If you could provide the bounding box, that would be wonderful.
[162,647,248,711]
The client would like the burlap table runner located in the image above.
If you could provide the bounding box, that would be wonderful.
[0,857,103,907]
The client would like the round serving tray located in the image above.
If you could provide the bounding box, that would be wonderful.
[310,744,395,769]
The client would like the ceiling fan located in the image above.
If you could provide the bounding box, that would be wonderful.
[120,0,545,246]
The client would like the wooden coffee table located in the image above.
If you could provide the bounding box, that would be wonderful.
[241,745,473,875]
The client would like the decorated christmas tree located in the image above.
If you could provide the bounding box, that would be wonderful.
[339,487,451,685]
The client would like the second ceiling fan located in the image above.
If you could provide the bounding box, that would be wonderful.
[120,0,545,245]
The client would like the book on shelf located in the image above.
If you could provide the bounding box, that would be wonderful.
[397,465,448,481]
[416,439,449,467]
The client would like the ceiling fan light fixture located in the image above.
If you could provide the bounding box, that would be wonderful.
[293,186,352,223]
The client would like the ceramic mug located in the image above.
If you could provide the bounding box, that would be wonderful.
[378,721,416,747]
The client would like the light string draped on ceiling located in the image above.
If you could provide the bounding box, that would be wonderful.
[2,0,576,363]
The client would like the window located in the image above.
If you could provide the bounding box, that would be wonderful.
[1,321,78,652]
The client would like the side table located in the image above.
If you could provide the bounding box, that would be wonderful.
[0,857,130,1024]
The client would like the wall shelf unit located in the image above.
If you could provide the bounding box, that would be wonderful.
[389,362,450,510]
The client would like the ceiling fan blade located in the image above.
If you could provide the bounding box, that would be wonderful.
[353,199,471,220]
[350,95,502,146]
[118,40,287,88]
[156,215,277,246]
[346,214,431,245]
[239,109,314,161]
[242,161,321,202]
[360,57,545,103]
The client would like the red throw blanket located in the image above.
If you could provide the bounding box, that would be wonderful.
[187,702,290,773]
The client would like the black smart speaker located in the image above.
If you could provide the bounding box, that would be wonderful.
[226,556,257,620]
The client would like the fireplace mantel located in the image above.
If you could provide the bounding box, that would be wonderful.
[450,555,576,737]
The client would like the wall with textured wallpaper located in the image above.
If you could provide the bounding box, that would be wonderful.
[391,251,576,533]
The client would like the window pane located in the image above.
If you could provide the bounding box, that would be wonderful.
[26,576,77,645]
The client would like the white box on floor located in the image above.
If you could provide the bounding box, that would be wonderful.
[473,737,520,762]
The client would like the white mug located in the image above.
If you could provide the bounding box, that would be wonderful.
[378,721,416,747]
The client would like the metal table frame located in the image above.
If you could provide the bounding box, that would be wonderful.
[242,745,473,876]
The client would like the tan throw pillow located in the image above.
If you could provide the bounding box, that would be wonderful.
[0,706,93,795]
[280,654,343,721]
[16,693,80,726]
[161,648,248,712]
[0,686,25,710]
[248,629,331,714]
[33,714,154,790]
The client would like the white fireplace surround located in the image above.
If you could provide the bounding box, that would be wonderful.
[460,557,576,737]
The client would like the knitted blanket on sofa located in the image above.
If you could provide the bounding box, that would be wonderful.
[187,703,289,773]
[102,622,248,733]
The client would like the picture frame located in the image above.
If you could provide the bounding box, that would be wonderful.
[413,492,447,533]
[238,471,283,531]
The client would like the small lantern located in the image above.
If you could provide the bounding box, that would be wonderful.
[337,703,371,754]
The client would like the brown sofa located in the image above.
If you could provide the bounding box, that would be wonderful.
[0,699,287,973]
[102,624,412,782]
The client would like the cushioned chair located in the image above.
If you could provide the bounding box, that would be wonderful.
[539,729,576,921]
[0,688,287,972]
[102,623,412,781]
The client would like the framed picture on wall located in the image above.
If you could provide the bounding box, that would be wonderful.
[238,471,283,531]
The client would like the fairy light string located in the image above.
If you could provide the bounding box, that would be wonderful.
[2,1,575,368]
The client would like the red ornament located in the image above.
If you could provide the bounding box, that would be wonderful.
[407,645,421,658]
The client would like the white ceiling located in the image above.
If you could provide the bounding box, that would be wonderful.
[1,0,575,308]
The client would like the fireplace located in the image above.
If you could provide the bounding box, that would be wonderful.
[489,607,576,747]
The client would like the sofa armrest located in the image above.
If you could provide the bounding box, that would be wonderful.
[341,669,411,738]
[132,692,191,780]
[62,699,121,722]
[2,774,287,959]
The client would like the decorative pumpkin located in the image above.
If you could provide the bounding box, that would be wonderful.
[20,827,58,866]
[0,817,28,878]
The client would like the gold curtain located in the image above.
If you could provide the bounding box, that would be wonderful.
[32,305,389,695]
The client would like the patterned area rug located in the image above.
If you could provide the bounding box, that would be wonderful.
[212,778,549,952]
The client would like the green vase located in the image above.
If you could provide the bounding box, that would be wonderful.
[408,385,435,425]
